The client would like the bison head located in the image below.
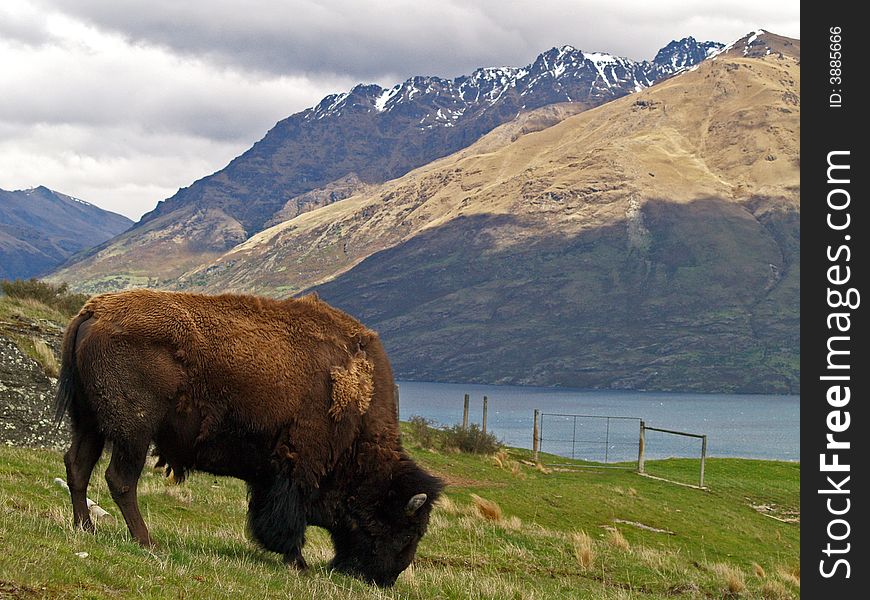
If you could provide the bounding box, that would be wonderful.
[329,457,443,586]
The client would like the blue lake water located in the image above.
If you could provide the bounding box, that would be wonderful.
[396,381,800,462]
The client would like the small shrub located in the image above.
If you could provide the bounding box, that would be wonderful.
[470,494,502,521]
[442,423,500,454]
[407,415,438,449]
[1,278,88,317]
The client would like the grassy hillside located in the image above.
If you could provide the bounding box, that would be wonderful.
[0,433,800,599]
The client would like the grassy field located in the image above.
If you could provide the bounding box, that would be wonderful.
[0,428,799,599]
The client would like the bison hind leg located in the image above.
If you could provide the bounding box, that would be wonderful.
[247,474,307,569]
[105,437,155,547]
[64,405,105,533]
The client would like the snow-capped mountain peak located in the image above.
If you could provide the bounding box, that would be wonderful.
[306,37,722,128]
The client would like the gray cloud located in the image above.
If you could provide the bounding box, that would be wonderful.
[40,0,798,79]
[2,0,799,220]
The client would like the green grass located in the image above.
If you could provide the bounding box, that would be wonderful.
[0,296,69,325]
[0,430,800,599]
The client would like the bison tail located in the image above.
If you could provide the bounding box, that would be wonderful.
[53,310,92,427]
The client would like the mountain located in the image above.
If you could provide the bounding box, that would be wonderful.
[52,37,722,292]
[174,31,799,393]
[0,187,132,280]
[651,37,724,74]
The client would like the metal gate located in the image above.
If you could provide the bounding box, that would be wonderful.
[533,412,642,469]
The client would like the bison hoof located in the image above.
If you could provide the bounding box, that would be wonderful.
[75,519,96,534]
[284,552,308,571]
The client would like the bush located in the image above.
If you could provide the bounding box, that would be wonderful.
[407,415,439,449]
[442,423,501,455]
[1,278,89,317]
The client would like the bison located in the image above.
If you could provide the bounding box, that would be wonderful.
[54,289,443,586]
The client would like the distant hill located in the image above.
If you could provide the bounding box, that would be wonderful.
[176,31,800,393]
[51,38,722,291]
[0,187,132,279]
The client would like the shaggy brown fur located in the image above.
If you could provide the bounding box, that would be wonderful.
[55,289,442,587]
[329,351,375,420]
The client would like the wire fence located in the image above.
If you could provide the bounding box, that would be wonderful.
[535,413,642,469]
[639,424,708,488]
[532,411,708,487]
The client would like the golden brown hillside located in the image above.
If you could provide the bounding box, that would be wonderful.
[177,33,798,297]
[51,32,799,392]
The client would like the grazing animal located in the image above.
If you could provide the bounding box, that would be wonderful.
[54,289,442,587]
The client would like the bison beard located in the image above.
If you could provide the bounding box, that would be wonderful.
[53,290,443,587]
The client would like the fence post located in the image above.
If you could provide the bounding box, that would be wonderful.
[482,396,488,435]
[700,434,707,488]
[637,420,645,473]
[462,394,470,429]
[394,384,400,420]
[533,410,540,461]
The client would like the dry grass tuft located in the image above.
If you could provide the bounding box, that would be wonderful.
[470,494,503,522]
[753,562,766,578]
[32,338,59,377]
[627,487,638,497]
[491,450,526,479]
[535,462,552,474]
[434,495,459,514]
[776,564,800,586]
[162,485,193,504]
[571,530,595,569]
[509,461,525,479]
[761,579,792,600]
[635,545,670,571]
[605,527,631,552]
[711,562,746,595]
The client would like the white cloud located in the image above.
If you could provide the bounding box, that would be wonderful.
[0,1,356,219]
[1,0,799,220]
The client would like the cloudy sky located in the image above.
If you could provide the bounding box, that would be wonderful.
[1,0,799,220]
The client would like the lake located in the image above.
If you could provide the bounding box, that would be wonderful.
[396,381,800,462]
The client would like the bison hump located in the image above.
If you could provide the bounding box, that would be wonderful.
[329,351,375,420]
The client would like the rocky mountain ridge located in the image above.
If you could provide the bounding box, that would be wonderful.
[51,37,722,291]
[0,186,132,280]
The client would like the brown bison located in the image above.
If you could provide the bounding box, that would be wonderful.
[54,289,442,586]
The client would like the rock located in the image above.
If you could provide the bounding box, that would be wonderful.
[0,330,69,449]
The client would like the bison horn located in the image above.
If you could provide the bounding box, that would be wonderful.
[405,493,428,515]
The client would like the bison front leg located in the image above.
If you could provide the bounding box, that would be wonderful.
[247,475,308,569]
